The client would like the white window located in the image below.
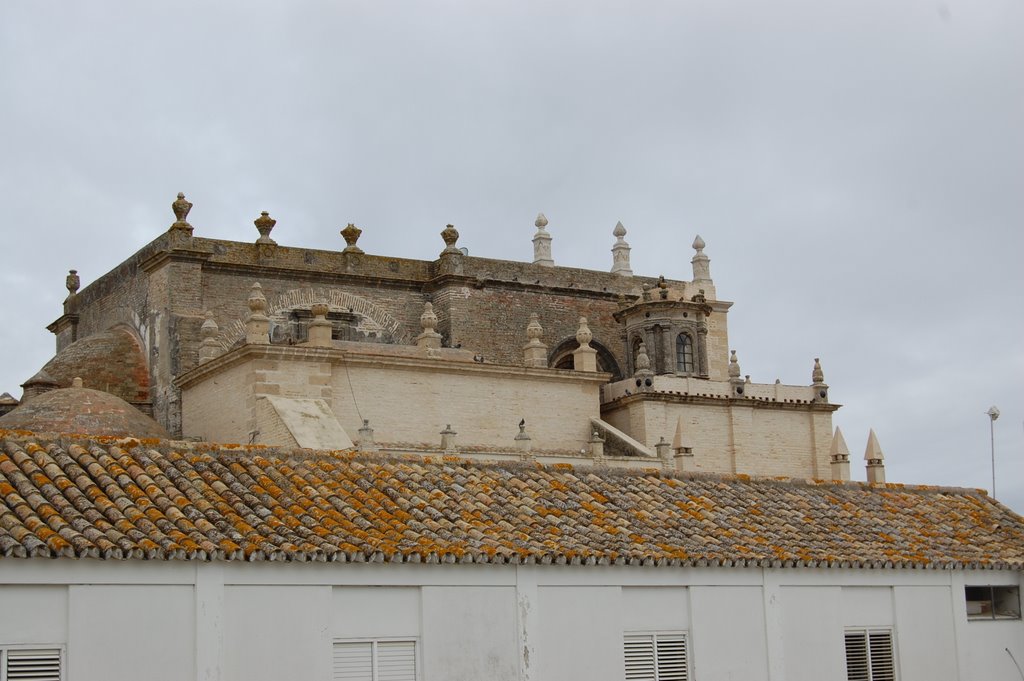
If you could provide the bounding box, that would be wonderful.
[844,629,895,681]
[333,639,416,681]
[1,648,62,681]
[623,632,689,681]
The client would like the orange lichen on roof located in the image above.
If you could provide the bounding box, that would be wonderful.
[0,432,1023,568]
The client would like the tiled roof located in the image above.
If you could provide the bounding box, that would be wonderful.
[2,431,1023,569]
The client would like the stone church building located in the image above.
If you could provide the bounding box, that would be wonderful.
[8,193,849,482]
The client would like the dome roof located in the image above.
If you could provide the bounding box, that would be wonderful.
[0,386,169,439]
[40,328,150,404]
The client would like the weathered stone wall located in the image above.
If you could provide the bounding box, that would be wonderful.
[179,344,606,452]
[601,395,836,479]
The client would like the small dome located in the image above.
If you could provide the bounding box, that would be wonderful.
[0,386,169,439]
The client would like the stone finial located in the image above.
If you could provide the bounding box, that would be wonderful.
[728,350,745,396]
[307,302,333,347]
[64,269,81,314]
[254,211,277,245]
[245,282,270,345]
[440,424,458,453]
[340,223,364,254]
[829,427,851,481]
[170,192,194,234]
[514,419,532,452]
[811,357,829,402]
[641,283,653,301]
[357,419,378,452]
[66,270,80,295]
[532,213,554,267]
[634,342,654,381]
[611,221,633,276]
[657,275,669,299]
[691,234,711,283]
[415,302,442,349]
[572,317,598,372]
[199,311,221,364]
[864,429,886,483]
[440,224,461,255]
[589,428,605,459]
[523,313,548,368]
[71,377,84,389]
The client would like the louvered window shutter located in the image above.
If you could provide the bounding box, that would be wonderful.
[4,649,61,681]
[333,640,416,681]
[655,634,688,681]
[624,633,689,681]
[868,631,895,681]
[333,642,373,681]
[624,635,656,680]
[376,641,416,681]
[845,630,895,681]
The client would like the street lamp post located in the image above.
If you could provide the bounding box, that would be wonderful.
[987,406,1000,498]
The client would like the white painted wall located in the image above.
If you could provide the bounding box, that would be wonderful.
[690,585,770,680]
[421,586,518,681]
[780,586,846,681]
[0,561,1018,681]
[537,586,623,681]
[224,585,330,681]
[67,585,194,681]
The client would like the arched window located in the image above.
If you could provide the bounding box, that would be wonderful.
[676,334,694,373]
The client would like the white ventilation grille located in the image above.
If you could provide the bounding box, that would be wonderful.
[845,629,895,681]
[4,649,61,681]
[333,640,415,681]
[624,633,688,681]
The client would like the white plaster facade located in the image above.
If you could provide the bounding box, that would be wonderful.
[1,560,1021,681]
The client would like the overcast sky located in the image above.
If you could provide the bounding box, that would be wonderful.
[2,1,1022,509]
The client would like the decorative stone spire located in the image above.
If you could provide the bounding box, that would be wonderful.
[340,223,364,254]
[415,302,442,349]
[199,311,221,363]
[811,357,829,402]
[440,223,461,255]
[307,302,333,347]
[244,282,270,345]
[522,313,548,368]
[514,419,532,452]
[532,213,554,267]
[829,427,851,481]
[250,211,276,245]
[634,341,654,382]
[864,429,886,483]
[691,234,711,283]
[572,317,598,372]
[728,350,745,396]
[169,192,194,235]
[611,221,633,276]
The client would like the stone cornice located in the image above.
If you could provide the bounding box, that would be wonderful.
[602,390,841,413]
[175,342,611,390]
